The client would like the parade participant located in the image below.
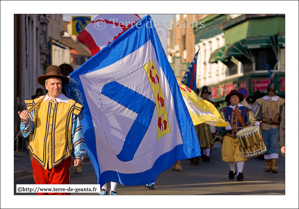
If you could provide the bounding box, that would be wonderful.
[246,96,255,108]
[59,63,84,174]
[188,89,200,165]
[172,160,183,171]
[145,182,155,190]
[18,65,86,195]
[279,105,285,157]
[192,86,214,163]
[100,182,118,195]
[252,82,285,172]
[217,90,259,181]
[252,90,266,160]
[31,88,45,99]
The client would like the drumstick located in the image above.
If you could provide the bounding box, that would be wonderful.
[212,136,218,142]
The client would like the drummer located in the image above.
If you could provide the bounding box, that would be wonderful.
[217,90,260,181]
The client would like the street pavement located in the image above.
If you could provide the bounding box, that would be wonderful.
[14,142,285,195]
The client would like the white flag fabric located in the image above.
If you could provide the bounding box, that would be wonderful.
[69,15,200,186]
[77,14,141,56]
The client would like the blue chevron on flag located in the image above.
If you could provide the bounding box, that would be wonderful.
[69,15,200,186]
[181,50,199,92]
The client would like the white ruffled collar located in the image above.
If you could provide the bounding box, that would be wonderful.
[44,93,69,103]
[229,103,243,109]
[263,95,279,101]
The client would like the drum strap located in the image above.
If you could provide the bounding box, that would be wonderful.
[233,108,246,127]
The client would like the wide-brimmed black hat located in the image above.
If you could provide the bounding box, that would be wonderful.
[246,95,255,104]
[37,65,70,86]
[225,89,244,103]
[200,86,211,97]
[31,88,45,99]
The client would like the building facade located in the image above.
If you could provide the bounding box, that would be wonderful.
[62,20,91,70]
[168,14,207,81]
[48,14,64,42]
[194,14,236,93]
[14,14,50,150]
[48,14,72,66]
[194,14,285,108]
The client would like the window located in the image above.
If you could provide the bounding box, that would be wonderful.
[280,48,285,70]
[242,57,253,73]
[216,38,220,72]
[226,60,238,76]
[198,50,201,77]
[252,48,277,70]
[209,42,213,74]
[182,35,186,50]
[203,44,206,77]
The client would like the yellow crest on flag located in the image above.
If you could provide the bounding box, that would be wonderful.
[72,16,91,36]
[144,60,171,140]
[178,82,227,127]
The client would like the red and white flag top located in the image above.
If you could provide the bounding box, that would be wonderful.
[77,14,141,56]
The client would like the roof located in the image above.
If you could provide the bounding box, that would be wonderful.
[51,38,73,49]
[62,37,91,57]
[220,14,285,30]
[63,21,69,32]
[192,14,223,28]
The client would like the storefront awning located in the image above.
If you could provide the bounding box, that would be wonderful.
[70,49,79,55]
[223,16,285,45]
[209,45,228,63]
[241,35,277,49]
[278,34,285,47]
[210,34,283,64]
[220,16,285,63]
[209,41,254,64]
[224,41,254,62]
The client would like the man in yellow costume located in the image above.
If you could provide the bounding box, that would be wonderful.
[217,90,259,181]
[18,65,86,195]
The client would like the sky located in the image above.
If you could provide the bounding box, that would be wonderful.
[63,14,174,28]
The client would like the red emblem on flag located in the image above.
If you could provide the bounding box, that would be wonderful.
[150,65,159,84]
[158,114,167,131]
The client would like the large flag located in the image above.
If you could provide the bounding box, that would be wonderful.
[69,15,200,186]
[181,50,199,92]
[77,14,141,56]
[178,82,227,127]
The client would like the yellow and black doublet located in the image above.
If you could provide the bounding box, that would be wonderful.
[23,97,84,169]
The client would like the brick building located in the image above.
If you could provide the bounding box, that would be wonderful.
[168,14,207,81]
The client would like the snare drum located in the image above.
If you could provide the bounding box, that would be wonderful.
[236,126,267,158]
